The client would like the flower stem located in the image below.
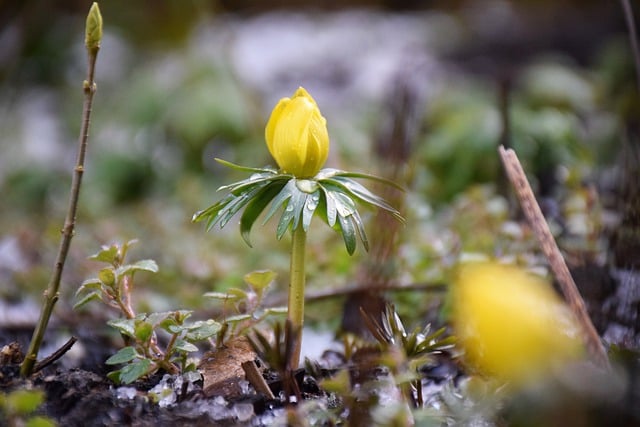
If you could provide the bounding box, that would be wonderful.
[287,224,307,370]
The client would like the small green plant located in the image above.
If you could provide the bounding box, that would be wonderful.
[204,269,287,346]
[75,240,221,384]
[194,87,403,372]
[0,389,55,427]
[362,304,456,408]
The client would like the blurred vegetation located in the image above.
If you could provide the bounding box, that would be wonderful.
[0,1,635,333]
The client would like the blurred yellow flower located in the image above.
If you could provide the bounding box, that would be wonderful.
[265,87,329,178]
[452,262,584,386]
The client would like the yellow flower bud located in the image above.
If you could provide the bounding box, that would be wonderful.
[265,87,329,178]
[452,262,583,387]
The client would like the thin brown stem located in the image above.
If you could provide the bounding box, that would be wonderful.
[498,146,610,369]
[21,29,100,378]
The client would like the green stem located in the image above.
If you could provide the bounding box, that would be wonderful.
[20,26,100,378]
[287,224,307,370]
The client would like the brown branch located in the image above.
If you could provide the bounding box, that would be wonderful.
[33,336,78,373]
[21,4,102,377]
[498,146,609,369]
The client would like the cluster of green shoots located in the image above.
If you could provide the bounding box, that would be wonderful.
[75,240,221,384]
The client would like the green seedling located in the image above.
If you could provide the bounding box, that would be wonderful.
[75,240,221,384]
[362,304,456,408]
[204,269,287,347]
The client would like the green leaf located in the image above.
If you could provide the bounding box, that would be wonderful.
[203,291,242,301]
[134,320,154,343]
[337,213,357,255]
[214,158,278,174]
[276,184,306,239]
[319,185,338,226]
[75,278,102,296]
[240,181,287,246]
[105,346,139,365]
[322,169,405,190]
[327,176,404,222]
[120,239,139,262]
[173,339,199,353]
[263,307,288,316]
[350,210,369,252]
[108,317,140,338]
[25,416,56,427]
[119,359,152,384]
[262,179,295,225]
[5,389,44,415]
[301,190,321,232]
[244,270,277,292]
[185,320,222,341]
[73,290,102,310]
[98,268,116,286]
[218,183,271,229]
[224,313,253,323]
[118,259,159,276]
[88,245,118,263]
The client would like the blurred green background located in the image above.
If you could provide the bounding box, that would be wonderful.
[0,0,635,327]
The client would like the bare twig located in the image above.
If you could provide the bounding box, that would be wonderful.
[33,336,78,373]
[21,3,102,377]
[498,146,609,369]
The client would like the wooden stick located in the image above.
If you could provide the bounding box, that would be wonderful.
[241,360,275,399]
[498,146,610,369]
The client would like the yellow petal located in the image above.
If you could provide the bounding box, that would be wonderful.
[264,87,329,177]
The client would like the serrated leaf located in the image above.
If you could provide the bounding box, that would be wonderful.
[240,182,286,247]
[105,346,139,365]
[119,359,152,384]
[73,290,102,310]
[173,339,199,353]
[244,270,277,291]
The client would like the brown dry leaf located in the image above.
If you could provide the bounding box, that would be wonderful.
[198,336,258,398]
